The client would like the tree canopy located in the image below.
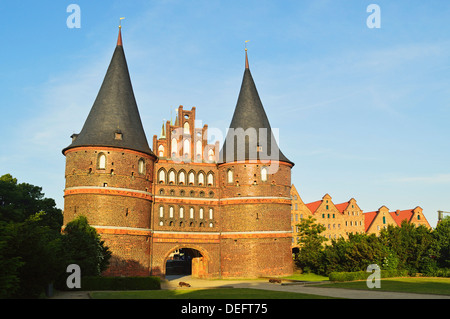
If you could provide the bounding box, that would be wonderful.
[294,215,450,276]
[0,174,111,298]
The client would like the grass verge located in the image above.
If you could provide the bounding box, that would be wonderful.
[316,277,450,295]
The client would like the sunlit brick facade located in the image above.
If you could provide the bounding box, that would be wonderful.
[62,28,294,278]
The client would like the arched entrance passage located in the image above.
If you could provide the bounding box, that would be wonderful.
[164,246,209,278]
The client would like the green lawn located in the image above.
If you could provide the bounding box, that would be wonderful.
[316,277,450,295]
[280,273,329,282]
[90,288,335,299]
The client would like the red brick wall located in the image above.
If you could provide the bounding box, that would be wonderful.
[220,237,293,278]
[63,147,155,277]
[63,144,294,278]
[218,161,294,278]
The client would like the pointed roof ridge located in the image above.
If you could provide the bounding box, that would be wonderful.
[62,28,154,157]
[219,48,293,165]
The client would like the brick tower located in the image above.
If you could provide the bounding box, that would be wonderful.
[218,48,295,277]
[62,28,295,278]
[62,27,157,276]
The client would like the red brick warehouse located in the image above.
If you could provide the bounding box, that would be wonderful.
[62,26,294,278]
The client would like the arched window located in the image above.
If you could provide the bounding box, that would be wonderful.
[207,172,214,186]
[189,207,194,219]
[159,206,164,218]
[227,169,233,184]
[179,206,184,219]
[158,145,164,157]
[196,140,202,159]
[209,208,213,220]
[168,170,176,184]
[178,171,186,185]
[138,158,145,174]
[98,153,106,169]
[184,122,190,134]
[158,169,166,184]
[208,149,215,161]
[188,171,195,185]
[199,208,204,219]
[171,138,177,157]
[198,172,205,186]
[169,206,174,218]
[261,167,268,182]
[183,139,190,157]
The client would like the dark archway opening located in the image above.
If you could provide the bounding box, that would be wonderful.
[165,248,203,276]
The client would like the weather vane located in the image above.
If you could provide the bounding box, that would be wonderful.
[119,17,125,28]
[245,40,250,51]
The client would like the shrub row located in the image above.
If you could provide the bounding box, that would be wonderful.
[64,276,161,291]
[329,269,408,282]
[422,268,450,278]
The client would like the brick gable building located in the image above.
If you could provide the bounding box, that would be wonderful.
[290,186,431,249]
[62,28,294,278]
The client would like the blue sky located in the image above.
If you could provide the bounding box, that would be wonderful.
[0,0,449,227]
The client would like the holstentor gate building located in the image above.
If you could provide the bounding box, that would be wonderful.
[62,27,294,278]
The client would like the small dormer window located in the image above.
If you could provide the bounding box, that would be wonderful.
[114,130,123,140]
[71,133,79,142]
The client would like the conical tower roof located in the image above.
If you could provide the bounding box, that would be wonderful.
[62,27,154,157]
[219,49,293,165]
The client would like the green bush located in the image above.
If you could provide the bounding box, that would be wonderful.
[423,268,450,278]
[79,276,161,291]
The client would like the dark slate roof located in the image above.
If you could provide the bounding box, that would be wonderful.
[62,30,154,157]
[219,55,293,166]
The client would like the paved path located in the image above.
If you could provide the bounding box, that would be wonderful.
[50,275,450,299]
[162,275,450,299]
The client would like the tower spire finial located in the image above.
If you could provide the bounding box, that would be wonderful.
[117,17,125,46]
[244,40,250,69]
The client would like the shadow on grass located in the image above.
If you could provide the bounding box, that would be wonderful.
[90,288,335,299]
